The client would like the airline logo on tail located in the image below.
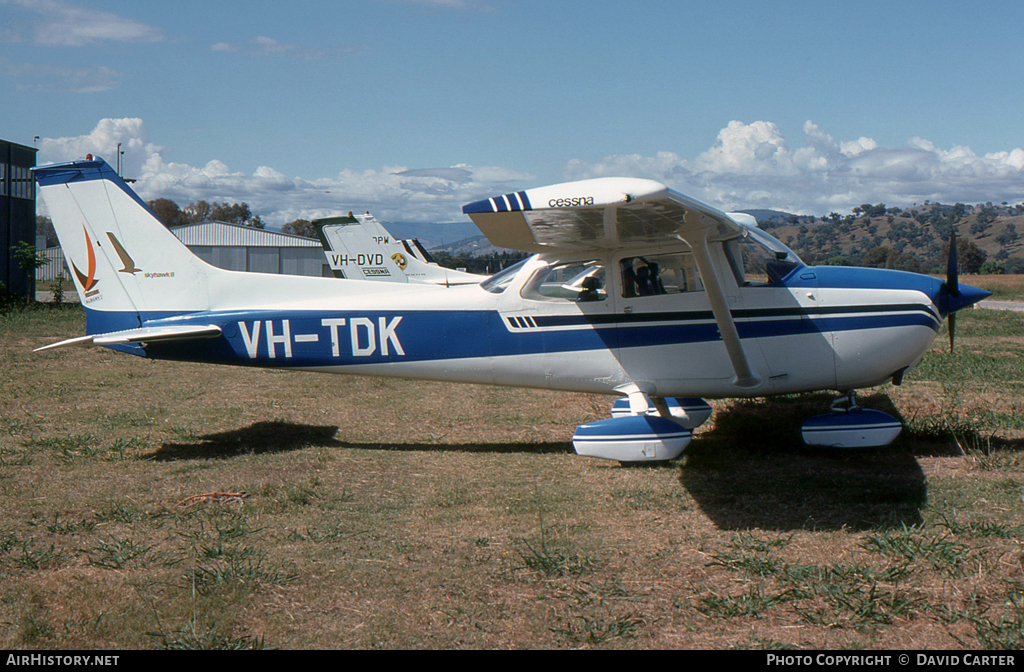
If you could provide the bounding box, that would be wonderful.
[106,232,142,274]
[69,227,144,299]
[70,225,99,293]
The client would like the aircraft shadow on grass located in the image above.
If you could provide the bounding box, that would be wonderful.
[150,394,1024,533]
[149,419,574,461]
[680,392,932,532]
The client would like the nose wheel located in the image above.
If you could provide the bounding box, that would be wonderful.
[801,391,902,448]
[830,391,860,413]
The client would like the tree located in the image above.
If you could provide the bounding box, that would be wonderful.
[995,223,1019,249]
[209,202,264,229]
[862,246,920,273]
[940,238,987,274]
[184,200,213,224]
[148,198,186,228]
[979,260,1005,275]
[950,203,966,223]
[282,218,316,238]
[36,215,56,246]
[10,241,47,302]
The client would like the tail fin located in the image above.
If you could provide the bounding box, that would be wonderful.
[33,157,212,334]
[314,212,483,286]
[314,214,409,283]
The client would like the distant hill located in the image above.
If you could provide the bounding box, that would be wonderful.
[377,202,1024,274]
[764,202,1024,274]
[368,221,511,257]
[379,221,482,249]
[737,208,796,223]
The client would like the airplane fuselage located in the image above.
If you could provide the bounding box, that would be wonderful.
[104,252,945,400]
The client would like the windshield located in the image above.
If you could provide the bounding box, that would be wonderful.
[480,257,530,294]
[723,227,804,286]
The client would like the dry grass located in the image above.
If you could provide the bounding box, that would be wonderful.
[2,302,1024,649]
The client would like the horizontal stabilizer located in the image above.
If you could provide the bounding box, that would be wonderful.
[35,324,222,352]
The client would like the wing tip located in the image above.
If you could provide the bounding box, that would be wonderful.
[463,191,532,214]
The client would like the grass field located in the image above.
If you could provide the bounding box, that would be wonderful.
[2,295,1024,649]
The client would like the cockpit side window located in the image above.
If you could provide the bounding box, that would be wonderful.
[620,252,703,298]
[522,260,607,302]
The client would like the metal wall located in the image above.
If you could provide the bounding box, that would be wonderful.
[38,245,329,279]
[1,139,38,297]
[186,245,326,276]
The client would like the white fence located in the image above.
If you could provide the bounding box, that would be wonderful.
[37,247,68,282]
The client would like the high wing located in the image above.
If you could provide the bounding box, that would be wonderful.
[463,177,762,388]
[462,177,751,254]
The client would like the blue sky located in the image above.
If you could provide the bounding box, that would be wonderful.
[4,0,1024,225]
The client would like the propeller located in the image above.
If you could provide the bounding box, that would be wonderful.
[944,231,960,352]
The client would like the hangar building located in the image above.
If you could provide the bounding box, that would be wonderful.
[1,139,38,298]
[39,221,331,281]
[170,221,329,277]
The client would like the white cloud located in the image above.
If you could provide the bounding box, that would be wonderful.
[564,120,1024,214]
[37,118,534,225]
[37,117,1024,227]
[840,137,878,157]
[691,121,796,176]
[2,0,164,46]
[39,118,159,177]
[0,57,120,93]
[209,36,353,60]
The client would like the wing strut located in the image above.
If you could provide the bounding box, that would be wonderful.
[682,212,762,389]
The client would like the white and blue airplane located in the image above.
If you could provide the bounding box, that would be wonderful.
[32,156,989,463]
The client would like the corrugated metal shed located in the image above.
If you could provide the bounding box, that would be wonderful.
[175,222,326,276]
[40,221,331,279]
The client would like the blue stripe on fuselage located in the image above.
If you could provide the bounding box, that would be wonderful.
[140,309,617,367]
[80,302,939,369]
